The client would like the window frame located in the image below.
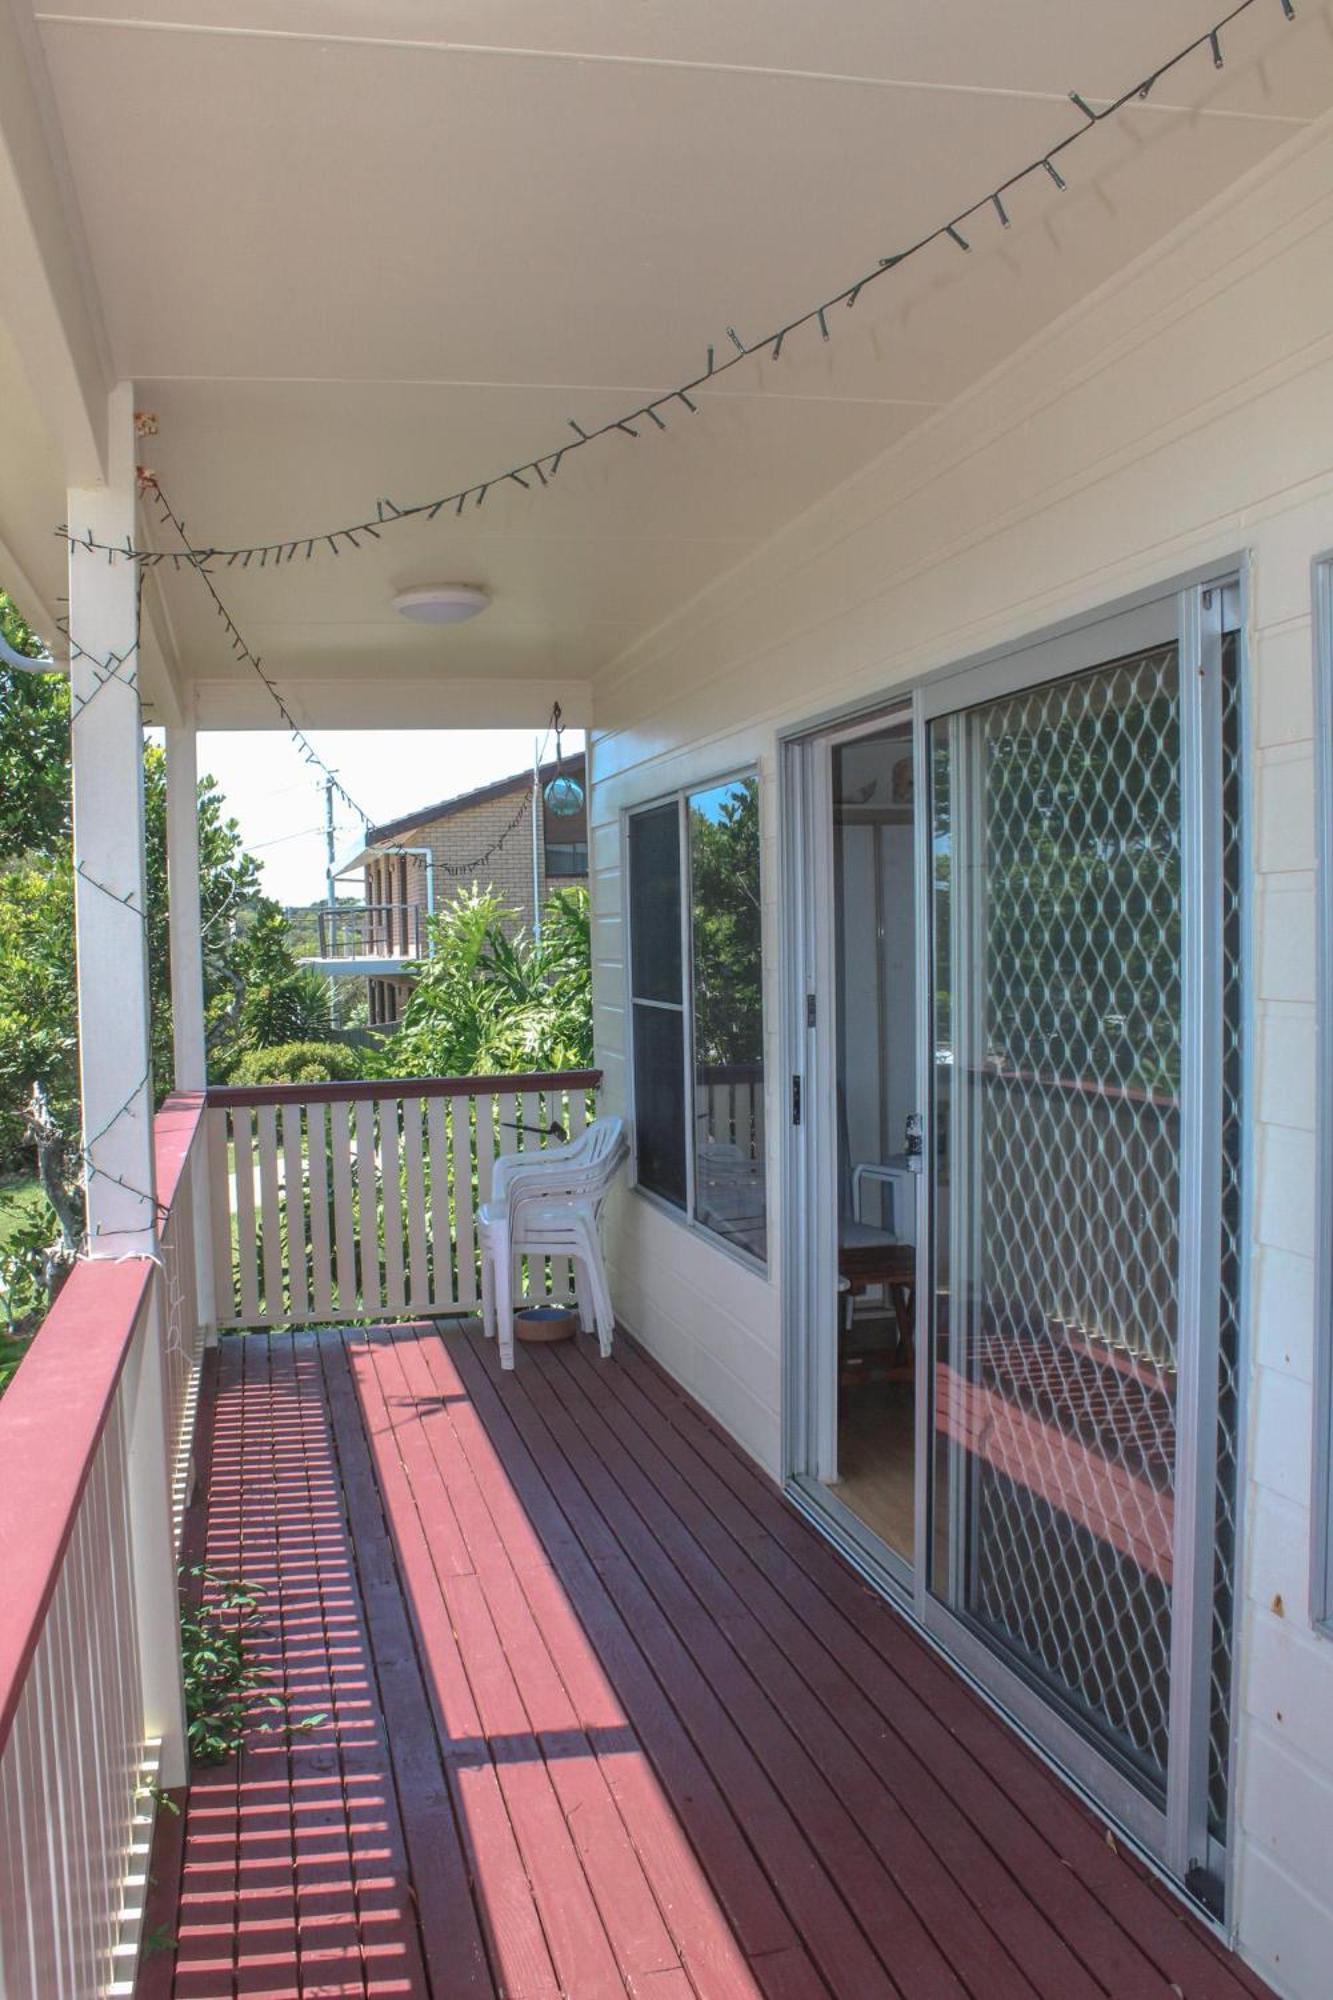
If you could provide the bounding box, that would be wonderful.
[544,840,588,878]
[1314,551,1333,1636]
[624,768,768,1272]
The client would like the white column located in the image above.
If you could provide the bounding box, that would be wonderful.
[67,382,157,1255]
[69,383,188,1784]
[165,718,207,1091]
[166,717,219,1338]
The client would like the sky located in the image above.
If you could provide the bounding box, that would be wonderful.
[197,727,583,906]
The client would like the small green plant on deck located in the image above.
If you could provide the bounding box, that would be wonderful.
[180,1565,325,1764]
[180,1567,278,1763]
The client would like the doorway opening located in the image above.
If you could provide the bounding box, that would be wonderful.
[830,719,920,1567]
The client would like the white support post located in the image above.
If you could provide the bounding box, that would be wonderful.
[166,720,219,1338]
[69,384,189,1782]
[165,718,206,1091]
[67,382,157,1255]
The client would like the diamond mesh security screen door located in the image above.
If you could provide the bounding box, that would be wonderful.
[925,595,1241,1898]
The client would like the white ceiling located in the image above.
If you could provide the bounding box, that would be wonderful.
[8,0,1333,722]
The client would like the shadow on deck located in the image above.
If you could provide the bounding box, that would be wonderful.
[139,1322,1271,1999]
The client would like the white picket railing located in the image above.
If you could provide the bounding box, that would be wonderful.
[0,1073,601,1993]
[0,1093,210,2000]
[206,1069,602,1329]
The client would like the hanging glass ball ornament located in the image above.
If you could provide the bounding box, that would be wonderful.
[544,770,584,817]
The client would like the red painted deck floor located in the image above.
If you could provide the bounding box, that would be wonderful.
[140,1323,1272,1999]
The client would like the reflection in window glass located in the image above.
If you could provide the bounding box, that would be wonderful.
[626,775,766,1264]
[690,777,766,1261]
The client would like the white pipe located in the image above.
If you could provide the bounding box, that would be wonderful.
[531,738,542,945]
[0,629,59,673]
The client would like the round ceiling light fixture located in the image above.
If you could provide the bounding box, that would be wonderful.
[392,583,491,625]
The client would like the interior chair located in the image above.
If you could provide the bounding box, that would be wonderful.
[479,1115,629,1369]
[836,1084,917,1387]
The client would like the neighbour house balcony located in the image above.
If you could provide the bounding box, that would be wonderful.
[0,1070,1269,1999]
[311,900,429,968]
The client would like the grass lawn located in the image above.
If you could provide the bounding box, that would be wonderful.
[0,1174,46,1249]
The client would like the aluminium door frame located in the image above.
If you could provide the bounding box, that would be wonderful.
[779,555,1252,1917]
[781,701,916,1558]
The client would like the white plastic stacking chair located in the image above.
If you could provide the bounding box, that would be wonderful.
[478,1115,629,1369]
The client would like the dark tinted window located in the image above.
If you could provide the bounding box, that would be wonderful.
[629,804,682,1003]
[631,1003,687,1207]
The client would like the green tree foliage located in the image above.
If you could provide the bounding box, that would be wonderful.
[386,884,592,1079]
[143,744,267,1096]
[0,748,279,1166]
[212,901,330,1071]
[227,1041,362,1088]
[0,860,77,1165]
[688,776,762,1068]
[0,591,69,864]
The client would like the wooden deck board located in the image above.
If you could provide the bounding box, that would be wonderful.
[540,1333,1093,1999]
[601,1331,1271,2000]
[554,1330,1165,1996]
[142,1322,1273,2000]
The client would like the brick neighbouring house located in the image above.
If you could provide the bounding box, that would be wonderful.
[307,753,586,1025]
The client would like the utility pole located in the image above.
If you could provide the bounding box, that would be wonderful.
[531,736,543,946]
[324,774,338,1028]
[324,774,337,909]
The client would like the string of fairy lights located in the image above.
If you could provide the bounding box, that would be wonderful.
[149,476,563,872]
[56,0,1295,576]
[29,0,1298,1245]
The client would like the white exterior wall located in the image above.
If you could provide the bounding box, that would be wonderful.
[589,116,1333,1992]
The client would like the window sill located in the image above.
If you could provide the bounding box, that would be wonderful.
[629,1180,771,1281]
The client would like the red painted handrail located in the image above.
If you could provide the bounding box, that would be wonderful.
[206,1068,602,1109]
[0,1257,153,1750]
[0,1091,207,1753]
[153,1090,207,1210]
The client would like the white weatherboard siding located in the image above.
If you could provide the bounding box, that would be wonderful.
[589,116,1333,1994]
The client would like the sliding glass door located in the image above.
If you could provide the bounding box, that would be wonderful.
[786,573,1244,1907]
[928,640,1185,1799]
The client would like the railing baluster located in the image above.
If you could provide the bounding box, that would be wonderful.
[307,1102,334,1322]
[451,1093,477,1311]
[282,1103,309,1324]
[354,1097,382,1317]
[425,1094,451,1311]
[474,1087,497,1295]
[256,1103,283,1321]
[233,1108,261,1324]
[402,1097,429,1308]
[329,1101,359,1318]
[207,1106,236,1325]
[380,1098,406,1314]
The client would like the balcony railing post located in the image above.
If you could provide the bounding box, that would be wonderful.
[124,1278,189,1786]
[166,720,207,1091]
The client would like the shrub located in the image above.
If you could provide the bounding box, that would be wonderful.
[225,1041,362,1087]
[380,884,592,1081]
